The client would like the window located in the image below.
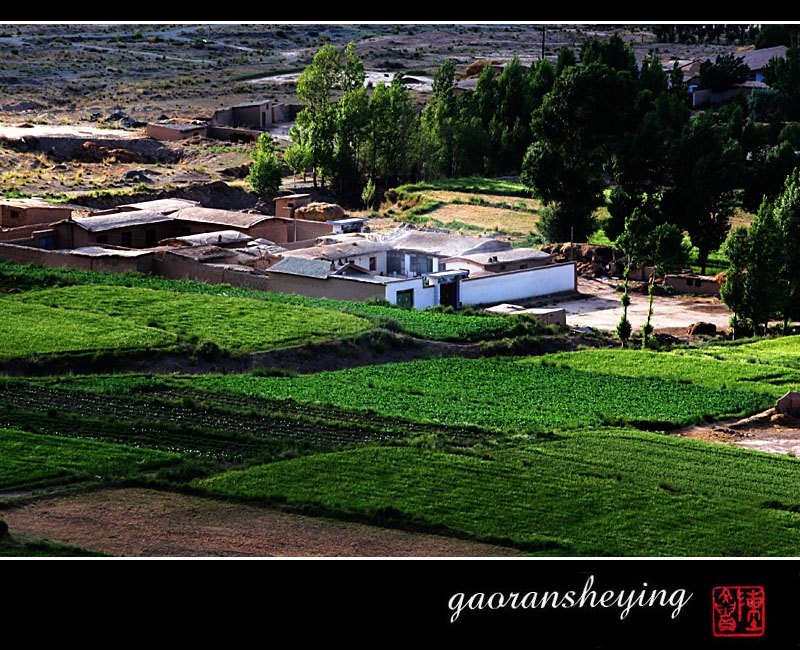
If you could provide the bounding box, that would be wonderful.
[145,229,157,247]
[120,231,132,247]
[396,289,414,309]
[96,235,108,244]
[369,256,377,272]
[520,264,528,270]
[9,209,22,220]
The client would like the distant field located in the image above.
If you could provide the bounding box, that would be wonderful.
[532,349,800,398]
[195,433,800,556]
[9,285,372,354]
[180,357,771,430]
[681,335,800,371]
[0,427,179,491]
[0,300,176,360]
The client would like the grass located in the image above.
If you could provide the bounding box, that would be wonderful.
[396,177,531,197]
[160,357,771,431]
[0,427,180,491]
[0,262,529,343]
[194,433,800,556]
[681,335,800,371]
[531,349,800,398]
[0,300,176,360]
[8,285,372,354]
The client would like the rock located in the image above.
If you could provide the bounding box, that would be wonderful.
[775,391,800,418]
[294,201,346,222]
[124,170,152,183]
[79,141,147,164]
[105,111,128,122]
[687,322,717,336]
[221,163,251,179]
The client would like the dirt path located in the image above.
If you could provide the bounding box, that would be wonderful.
[1,488,523,557]
[0,123,140,139]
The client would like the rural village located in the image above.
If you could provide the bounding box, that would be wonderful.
[1,24,800,566]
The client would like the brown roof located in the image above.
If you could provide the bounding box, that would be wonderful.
[384,229,510,257]
[173,207,272,229]
[287,238,391,260]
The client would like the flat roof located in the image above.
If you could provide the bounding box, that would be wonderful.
[147,123,207,131]
[267,257,334,278]
[173,230,253,246]
[328,217,370,225]
[69,246,155,258]
[118,198,200,214]
[0,198,86,211]
[173,206,272,229]
[230,100,271,109]
[71,211,174,233]
[276,193,312,200]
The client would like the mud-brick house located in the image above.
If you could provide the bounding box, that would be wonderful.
[54,211,177,249]
[274,193,313,219]
[0,198,87,229]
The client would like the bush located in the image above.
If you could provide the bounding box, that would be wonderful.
[0,519,8,539]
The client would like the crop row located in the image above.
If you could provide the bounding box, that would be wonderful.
[195,434,800,556]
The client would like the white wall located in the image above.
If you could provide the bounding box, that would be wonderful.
[443,260,483,274]
[333,251,387,274]
[384,278,437,309]
[460,263,576,306]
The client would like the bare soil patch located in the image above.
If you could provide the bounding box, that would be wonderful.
[676,410,800,456]
[1,488,523,557]
[536,277,731,334]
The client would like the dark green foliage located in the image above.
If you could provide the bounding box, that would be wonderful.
[699,53,749,92]
[247,133,283,198]
[763,46,800,121]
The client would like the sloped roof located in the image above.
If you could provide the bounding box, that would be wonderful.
[71,211,174,233]
[288,238,391,260]
[118,198,200,214]
[737,45,787,71]
[267,257,334,278]
[173,207,272,229]
[445,247,551,266]
[167,245,238,262]
[69,246,155,258]
[384,229,510,257]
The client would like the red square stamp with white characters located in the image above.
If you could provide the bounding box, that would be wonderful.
[712,586,765,637]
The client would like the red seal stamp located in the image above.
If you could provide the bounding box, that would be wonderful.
[712,586,765,637]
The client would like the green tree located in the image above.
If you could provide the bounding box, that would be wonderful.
[763,45,800,120]
[743,200,783,334]
[420,60,458,179]
[771,168,800,329]
[662,114,744,274]
[247,133,283,198]
[556,46,577,74]
[720,226,749,337]
[699,53,749,92]
[361,178,376,210]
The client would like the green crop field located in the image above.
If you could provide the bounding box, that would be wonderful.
[681,335,800,371]
[195,431,800,556]
[0,427,179,490]
[8,285,372,354]
[0,261,529,343]
[162,357,772,431]
[530,349,800,398]
[0,300,176,360]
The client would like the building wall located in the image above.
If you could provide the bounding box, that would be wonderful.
[0,242,150,273]
[665,275,720,296]
[0,204,74,228]
[266,272,385,302]
[206,126,261,142]
[460,263,576,306]
[145,124,207,141]
[231,104,270,129]
[272,103,290,123]
[442,260,483,274]
[58,222,181,249]
[288,218,334,242]
[328,251,387,274]
[275,194,313,219]
[384,278,437,309]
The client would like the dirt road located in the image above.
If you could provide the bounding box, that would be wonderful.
[1,488,523,557]
[538,277,731,332]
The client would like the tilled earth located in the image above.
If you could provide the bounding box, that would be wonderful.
[1,487,524,557]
